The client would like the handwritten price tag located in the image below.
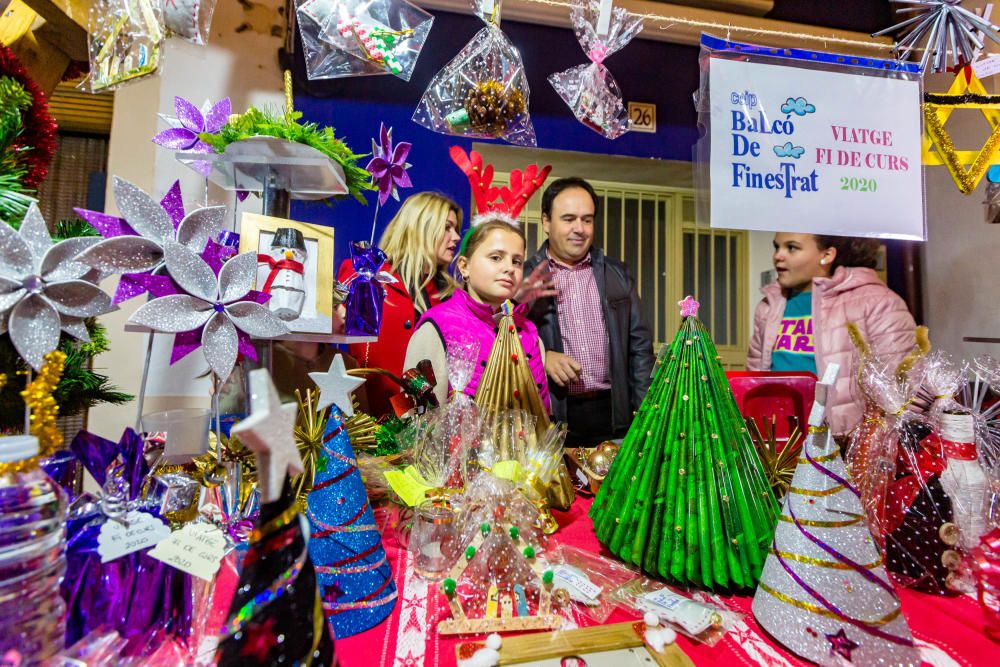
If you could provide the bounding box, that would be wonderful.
[640,588,717,635]
[973,55,1000,80]
[149,523,227,581]
[553,565,603,600]
[97,511,171,563]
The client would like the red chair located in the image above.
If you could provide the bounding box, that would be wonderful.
[725,371,817,448]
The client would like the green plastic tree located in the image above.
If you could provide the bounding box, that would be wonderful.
[590,296,779,590]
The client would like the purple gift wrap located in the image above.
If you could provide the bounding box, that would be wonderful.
[60,429,193,655]
[344,241,393,337]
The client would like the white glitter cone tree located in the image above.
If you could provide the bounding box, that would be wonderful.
[752,365,920,666]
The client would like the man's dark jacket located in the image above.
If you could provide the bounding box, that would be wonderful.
[524,242,655,435]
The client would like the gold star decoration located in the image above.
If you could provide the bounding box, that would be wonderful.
[922,68,1000,195]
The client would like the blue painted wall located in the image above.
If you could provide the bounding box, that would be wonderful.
[291,11,702,268]
[289,4,909,302]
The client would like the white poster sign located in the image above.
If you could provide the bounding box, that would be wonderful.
[709,57,924,240]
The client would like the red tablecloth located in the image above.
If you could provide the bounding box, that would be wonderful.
[336,497,996,667]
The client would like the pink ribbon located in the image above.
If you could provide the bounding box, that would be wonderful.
[588,44,608,65]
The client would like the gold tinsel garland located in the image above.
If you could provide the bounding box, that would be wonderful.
[0,351,66,475]
[923,103,1000,195]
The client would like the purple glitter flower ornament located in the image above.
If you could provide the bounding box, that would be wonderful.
[153,96,231,175]
[365,123,412,206]
[128,241,289,381]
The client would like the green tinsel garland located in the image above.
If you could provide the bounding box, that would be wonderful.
[0,76,37,226]
[198,107,374,204]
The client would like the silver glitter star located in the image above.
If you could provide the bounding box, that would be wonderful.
[128,240,289,381]
[309,353,365,417]
[76,176,226,275]
[0,204,116,369]
[874,0,1000,73]
[231,369,303,503]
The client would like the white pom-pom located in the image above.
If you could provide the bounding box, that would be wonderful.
[644,626,678,653]
[643,611,660,628]
[485,634,502,650]
[458,647,500,667]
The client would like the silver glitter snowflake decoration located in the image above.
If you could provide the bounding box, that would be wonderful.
[875,1,1000,73]
[75,176,226,278]
[128,240,289,381]
[0,204,116,370]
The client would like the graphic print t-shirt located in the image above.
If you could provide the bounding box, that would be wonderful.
[770,290,816,373]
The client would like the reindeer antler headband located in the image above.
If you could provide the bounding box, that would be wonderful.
[450,146,551,234]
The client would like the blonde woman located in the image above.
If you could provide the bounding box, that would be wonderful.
[337,192,462,416]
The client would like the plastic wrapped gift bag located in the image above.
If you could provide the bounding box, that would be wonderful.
[344,240,395,336]
[412,0,536,146]
[85,0,163,92]
[61,429,194,656]
[162,0,218,45]
[548,0,642,139]
[297,0,385,80]
[297,0,433,80]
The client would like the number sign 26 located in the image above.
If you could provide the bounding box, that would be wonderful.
[628,102,656,133]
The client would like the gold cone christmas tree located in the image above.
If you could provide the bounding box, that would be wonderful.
[590,296,779,590]
[474,300,574,511]
[752,365,919,666]
[475,301,550,443]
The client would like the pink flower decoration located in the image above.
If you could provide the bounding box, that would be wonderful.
[365,122,412,206]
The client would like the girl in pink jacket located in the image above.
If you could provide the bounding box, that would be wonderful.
[747,233,916,437]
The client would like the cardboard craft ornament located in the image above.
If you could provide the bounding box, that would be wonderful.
[874,0,1000,73]
[258,227,308,321]
[922,68,1000,195]
[437,519,562,635]
[752,365,920,666]
[591,296,779,590]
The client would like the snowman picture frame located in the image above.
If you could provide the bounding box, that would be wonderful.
[240,212,335,336]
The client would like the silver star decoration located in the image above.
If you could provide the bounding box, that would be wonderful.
[128,240,289,381]
[231,369,303,504]
[0,204,115,369]
[309,353,365,417]
[76,176,226,275]
[874,0,1000,73]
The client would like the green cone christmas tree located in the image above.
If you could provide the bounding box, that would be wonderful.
[590,296,779,590]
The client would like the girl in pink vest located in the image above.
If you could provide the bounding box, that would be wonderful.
[404,148,551,411]
[747,233,916,437]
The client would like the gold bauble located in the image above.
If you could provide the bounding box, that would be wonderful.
[587,441,620,477]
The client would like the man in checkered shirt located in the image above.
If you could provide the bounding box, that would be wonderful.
[524,177,654,446]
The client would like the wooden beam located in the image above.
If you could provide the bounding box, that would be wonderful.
[663,0,773,17]
[0,0,72,94]
[415,0,893,55]
[7,28,72,94]
[20,0,89,61]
